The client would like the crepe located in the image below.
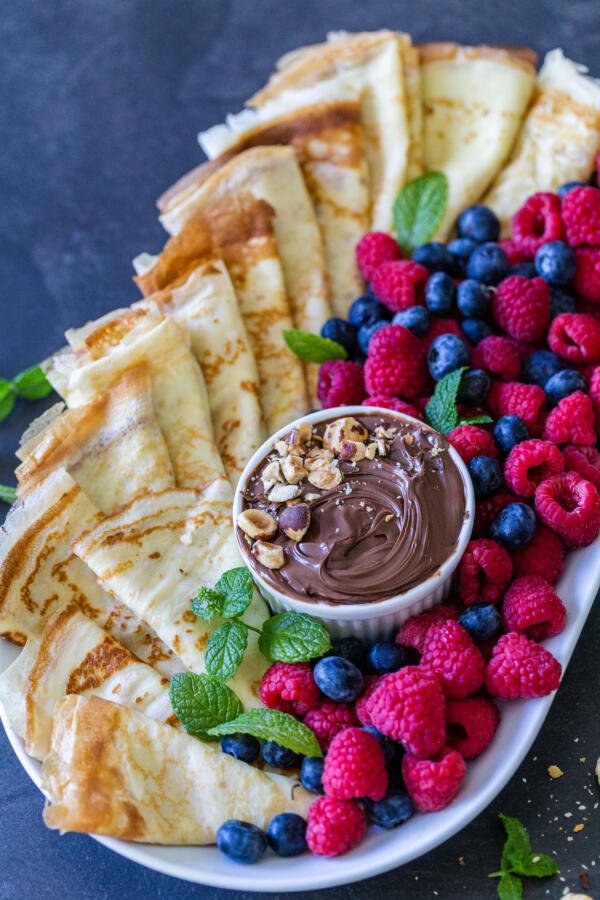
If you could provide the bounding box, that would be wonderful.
[0,468,182,678]
[43,695,312,843]
[134,192,308,432]
[44,304,224,490]
[15,364,175,512]
[485,49,600,234]
[74,480,269,709]
[0,603,174,761]
[420,43,537,239]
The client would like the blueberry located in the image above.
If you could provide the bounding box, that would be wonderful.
[490,501,537,550]
[216,820,268,864]
[467,455,504,498]
[457,205,500,243]
[425,271,456,315]
[459,603,502,643]
[493,415,529,456]
[313,655,364,703]
[262,741,302,769]
[412,242,454,272]
[510,262,537,278]
[221,734,261,763]
[427,333,471,381]
[534,241,576,286]
[320,318,357,353]
[461,318,492,346]
[329,636,369,671]
[466,242,509,285]
[458,368,491,405]
[447,237,477,273]
[368,641,411,674]
[266,813,307,857]
[361,726,398,764]
[545,369,588,407]
[558,181,587,198]
[522,349,566,387]
[392,305,431,336]
[550,287,577,319]
[348,295,390,328]
[456,279,492,318]
[366,792,414,829]
[358,319,388,355]
[300,756,325,794]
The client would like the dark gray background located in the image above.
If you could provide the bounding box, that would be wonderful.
[1,2,599,897]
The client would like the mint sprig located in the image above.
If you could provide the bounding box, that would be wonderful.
[205,621,248,683]
[169,673,242,737]
[191,566,253,622]
[0,366,53,423]
[490,814,559,899]
[0,484,17,506]
[0,380,15,422]
[425,367,492,435]
[283,329,347,363]
[393,171,448,254]
[259,612,331,662]
[207,708,323,758]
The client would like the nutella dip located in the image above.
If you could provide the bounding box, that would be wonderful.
[236,414,468,605]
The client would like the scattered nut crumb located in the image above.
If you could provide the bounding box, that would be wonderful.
[548,765,564,779]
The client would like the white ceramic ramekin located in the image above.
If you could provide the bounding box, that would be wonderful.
[234,406,475,640]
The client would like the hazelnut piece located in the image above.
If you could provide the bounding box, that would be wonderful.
[237,509,278,540]
[323,417,368,452]
[307,466,343,490]
[279,503,310,541]
[252,540,285,569]
[281,454,308,484]
[268,483,300,503]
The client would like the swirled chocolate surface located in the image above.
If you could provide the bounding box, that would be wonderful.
[239,414,468,605]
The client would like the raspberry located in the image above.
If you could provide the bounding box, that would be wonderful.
[492,276,550,343]
[563,444,600,491]
[364,324,427,398]
[363,666,446,758]
[471,336,522,381]
[354,675,381,726]
[535,471,600,547]
[504,439,565,497]
[259,662,319,716]
[447,425,497,464]
[512,192,565,257]
[499,239,530,266]
[590,365,600,425]
[487,381,546,434]
[420,621,485,699]
[356,231,402,281]
[542,392,596,445]
[502,576,567,640]
[420,317,463,351]
[395,605,460,654]
[306,796,366,857]
[362,396,423,419]
[402,747,466,812]
[485,632,562,699]
[547,313,600,364]
[303,701,359,751]
[573,247,600,303]
[473,492,517,537]
[445,697,500,759]
[371,260,429,312]
[458,539,513,606]
[561,186,600,247]
[512,524,564,584]
[317,360,365,408]
[321,727,388,801]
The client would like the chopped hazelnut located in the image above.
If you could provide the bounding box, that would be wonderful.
[279,503,310,540]
[252,540,285,569]
[237,508,278,540]
[323,416,368,452]
[281,454,308,484]
[308,466,343,490]
[268,483,301,503]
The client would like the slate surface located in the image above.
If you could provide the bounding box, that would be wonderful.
[1,2,599,897]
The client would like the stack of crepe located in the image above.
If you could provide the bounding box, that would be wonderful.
[2,29,600,852]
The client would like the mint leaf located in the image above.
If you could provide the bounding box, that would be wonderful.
[460,415,493,426]
[208,708,323,758]
[283,329,347,363]
[192,586,223,621]
[517,853,559,878]
[216,567,254,618]
[0,484,17,505]
[258,612,331,663]
[425,367,467,434]
[0,380,15,422]
[497,872,523,900]
[205,621,248,682]
[393,171,448,254]
[169,672,242,737]
[499,814,533,871]
[12,365,53,400]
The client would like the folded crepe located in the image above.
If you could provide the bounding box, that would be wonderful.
[74,480,269,709]
[157,146,331,404]
[43,695,312,843]
[44,304,224,490]
[420,43,537,239]
[485,49,600,234]
[134,192,308,432]
[15,364,175,512]
[0,603,174,761]
[0,468,181,678]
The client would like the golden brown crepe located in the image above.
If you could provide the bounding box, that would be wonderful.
[134,192,308,432]
[42,695,312,843]
[485,49,600,234]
